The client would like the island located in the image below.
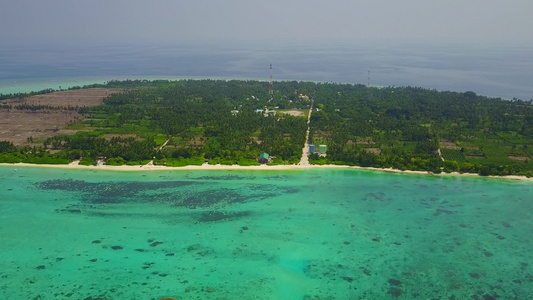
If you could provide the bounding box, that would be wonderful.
[0,79,532,178]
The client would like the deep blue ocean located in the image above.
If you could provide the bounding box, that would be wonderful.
[0,43,532,100]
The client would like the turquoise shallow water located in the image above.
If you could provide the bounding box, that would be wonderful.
[0,166,532,299]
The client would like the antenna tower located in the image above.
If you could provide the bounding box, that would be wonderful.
[367,70,371,87]
[269,63,273,101]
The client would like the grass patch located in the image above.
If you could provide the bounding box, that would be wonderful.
[0,153,70,164]
[441,149,466,163]
[79,157,95,166]
[105,157,125,166]
[153,134,169,146]
[125,160,151,166]
[27,157,70,164]
[237,158,260,166]
[309,158,329,165]
[0,153,24,163]
[156,156,205,167]
[266,157,286,165]
[220,158,237,165]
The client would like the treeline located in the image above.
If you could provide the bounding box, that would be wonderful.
[1,79,532,176]
[311,148,530,176]
[34,80,310,165]
[14,104,78,111]
[0,141,71,164]
[0,103,80,111]
[308,83,533,176]
[45,133,155,162]
[0,88,56,101]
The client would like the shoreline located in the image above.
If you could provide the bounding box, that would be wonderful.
[1,162,532,182]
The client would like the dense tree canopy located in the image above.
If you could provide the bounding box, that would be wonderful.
[307,83,533,176]
[1,79,532,176]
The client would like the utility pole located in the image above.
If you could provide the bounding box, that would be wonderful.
[269,63,273,101]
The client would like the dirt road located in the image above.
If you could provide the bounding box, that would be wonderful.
[299,101,314,166]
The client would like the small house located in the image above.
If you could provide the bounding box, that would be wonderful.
[319,144,327,154]
[258,152,269,164]
[309,144,315,154]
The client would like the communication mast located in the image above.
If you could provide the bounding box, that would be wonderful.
[269,63,273,101]
[367,70,371,87]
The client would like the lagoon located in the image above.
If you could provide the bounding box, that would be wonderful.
[0,166,531,299]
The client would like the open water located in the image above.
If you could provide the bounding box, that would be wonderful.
[0,166,532,299]
[1,42,532,299]
[0,43,532,100]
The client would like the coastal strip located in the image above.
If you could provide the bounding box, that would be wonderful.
[2,162,532,181]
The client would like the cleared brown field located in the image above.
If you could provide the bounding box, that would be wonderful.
[364,147,382,155]
[0,88,122,145]
[509,155,530,161]
[4,88,122,107]
[439,141,461,150]
[277,110,304,117]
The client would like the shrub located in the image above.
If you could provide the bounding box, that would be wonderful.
[106,157,125,166]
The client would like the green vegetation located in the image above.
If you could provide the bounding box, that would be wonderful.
[1,79,532,176]
[307,84,533,176]
[441,149,466,163]
[0,80,309,166]
[79,157,95,166]
[154,157,205,167]
[0,141,74,164]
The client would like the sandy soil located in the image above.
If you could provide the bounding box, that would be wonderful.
[363,148,382,155]
[298,101,314,165]
[278,110,305,117]
[0,110,81,145]
[0,88,122,145]
[3,88,123,107]
[509,155,530,161]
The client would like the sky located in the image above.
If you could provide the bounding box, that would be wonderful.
[1,0,532,47]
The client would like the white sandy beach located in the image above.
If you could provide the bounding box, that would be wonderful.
[2,161,532,181]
